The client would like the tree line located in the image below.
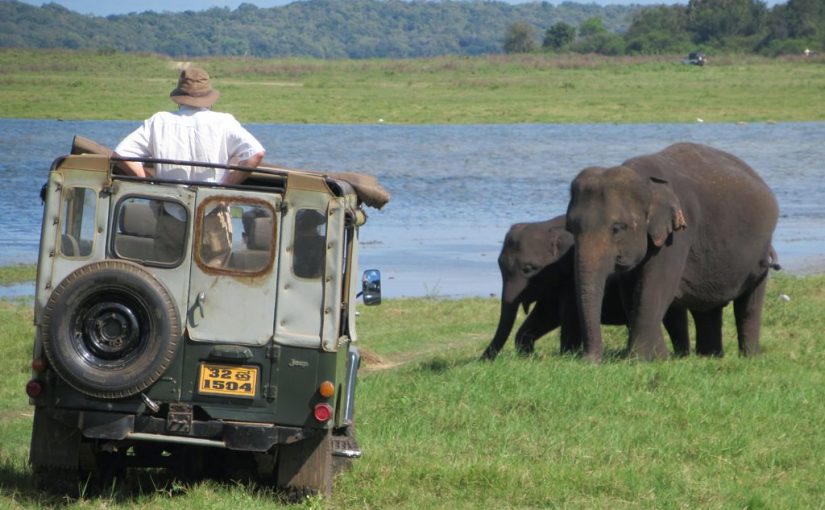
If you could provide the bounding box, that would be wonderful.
[0,0,821,59]
[506,0,824,57]
[0,0,635,58]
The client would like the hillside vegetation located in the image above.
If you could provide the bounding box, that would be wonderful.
[0,0,635,58]
[1,0,824,59]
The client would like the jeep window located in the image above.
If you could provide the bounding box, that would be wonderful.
[60,187,95,257]
[293,208,327,279]
[199,201,275,273]
[113,197,187,265]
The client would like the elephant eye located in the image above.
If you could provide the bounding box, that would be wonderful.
[611,222,628,236]
[521,264,538,276]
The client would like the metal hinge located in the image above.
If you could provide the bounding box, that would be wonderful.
[279,202,288,214]
[266,344,281,361]
[263,384,278,402]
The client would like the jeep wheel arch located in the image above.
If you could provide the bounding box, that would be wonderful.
[41,260,180,399]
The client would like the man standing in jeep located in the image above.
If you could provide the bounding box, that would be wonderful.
[114,67,266,262]
[114,66,265,182]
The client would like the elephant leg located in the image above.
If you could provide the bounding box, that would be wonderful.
[627,276,675,361]
[692,307,724,357]
[515,297,560,356]
[558,290,582,354]
[733,272,768,356]
[663,305,690,357]
[481,300,521,361]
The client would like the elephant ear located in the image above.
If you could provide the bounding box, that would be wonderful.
[647,176,687,247]
[544,227,574,265]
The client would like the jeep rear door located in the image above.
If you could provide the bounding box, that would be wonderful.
[186,188,281,346]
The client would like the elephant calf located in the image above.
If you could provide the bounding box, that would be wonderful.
[481,216,689,360]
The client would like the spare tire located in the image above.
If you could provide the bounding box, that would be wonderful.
[41,260,180,399]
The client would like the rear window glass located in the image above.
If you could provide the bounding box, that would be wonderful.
[293,209,326,279]
[60,187,96,258]
[113,197,187,265]
[199,200,275,273]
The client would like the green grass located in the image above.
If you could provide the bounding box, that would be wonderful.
[1,273,824,508]
[1,49,825,123]
[0,265,36,287]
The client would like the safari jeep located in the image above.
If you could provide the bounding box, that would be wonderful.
[26,136,387,495]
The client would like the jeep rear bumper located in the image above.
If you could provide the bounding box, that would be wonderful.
[42,408,317,452]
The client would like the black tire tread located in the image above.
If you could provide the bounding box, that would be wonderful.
[40,260,180,399]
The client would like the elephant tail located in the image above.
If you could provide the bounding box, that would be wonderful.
[762,245,781,271]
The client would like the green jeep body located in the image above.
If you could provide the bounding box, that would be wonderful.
[27,137,385,495]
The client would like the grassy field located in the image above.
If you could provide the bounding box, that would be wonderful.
[0,265,36,287]
[1,49,825,124]
[1,272,824,508]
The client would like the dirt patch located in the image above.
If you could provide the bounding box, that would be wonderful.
[360,348,400,372]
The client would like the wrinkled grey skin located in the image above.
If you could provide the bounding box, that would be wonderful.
[566,143,779,362]
[481,216,690,360]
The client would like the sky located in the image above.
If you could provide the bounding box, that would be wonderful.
[19,0,786,17]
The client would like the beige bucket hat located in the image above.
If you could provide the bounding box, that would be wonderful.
[169,67,220,108]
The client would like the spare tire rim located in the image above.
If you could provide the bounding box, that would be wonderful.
[80,301,143,361]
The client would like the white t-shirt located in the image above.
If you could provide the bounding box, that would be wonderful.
[115,106,265,183]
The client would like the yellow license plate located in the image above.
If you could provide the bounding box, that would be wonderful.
[198,363,258,398]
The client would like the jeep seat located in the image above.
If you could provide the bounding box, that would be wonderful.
[229,217,273,271]
[115,201,158,259]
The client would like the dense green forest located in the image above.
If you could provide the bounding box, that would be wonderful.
[0,0,822,58]
[0,0,637,58]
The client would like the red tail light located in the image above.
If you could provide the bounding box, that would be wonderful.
[26,380,43,398]
[31,357,48,373]
[313,403,333,423]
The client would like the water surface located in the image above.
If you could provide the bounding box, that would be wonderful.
[1,120,823,298]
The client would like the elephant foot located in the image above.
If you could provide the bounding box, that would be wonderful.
[514,336,536,357]
[738,342,761,357]
[480,345,499,361]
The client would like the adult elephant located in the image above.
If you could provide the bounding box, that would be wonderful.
[566,143,778,362]
[481,216,689,360]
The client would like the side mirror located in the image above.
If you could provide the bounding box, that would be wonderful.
[361,269,381,306]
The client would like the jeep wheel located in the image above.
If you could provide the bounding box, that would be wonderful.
[41,260,180,399]
[277,430,333,497]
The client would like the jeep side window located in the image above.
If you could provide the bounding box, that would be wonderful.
[199,201,275,273]
[60,187,95,257]
[113,197,187,265]
[293,209,326,279]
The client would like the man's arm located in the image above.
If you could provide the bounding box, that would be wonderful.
[223,150,265,185]
[112,154,147,177]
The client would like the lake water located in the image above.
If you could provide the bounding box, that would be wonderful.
[1,119,824,298]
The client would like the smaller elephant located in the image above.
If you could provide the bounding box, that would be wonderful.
[481,216,689,360]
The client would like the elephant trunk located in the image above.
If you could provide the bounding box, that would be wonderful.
[481,296,521,361]
[574,237,612,363]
